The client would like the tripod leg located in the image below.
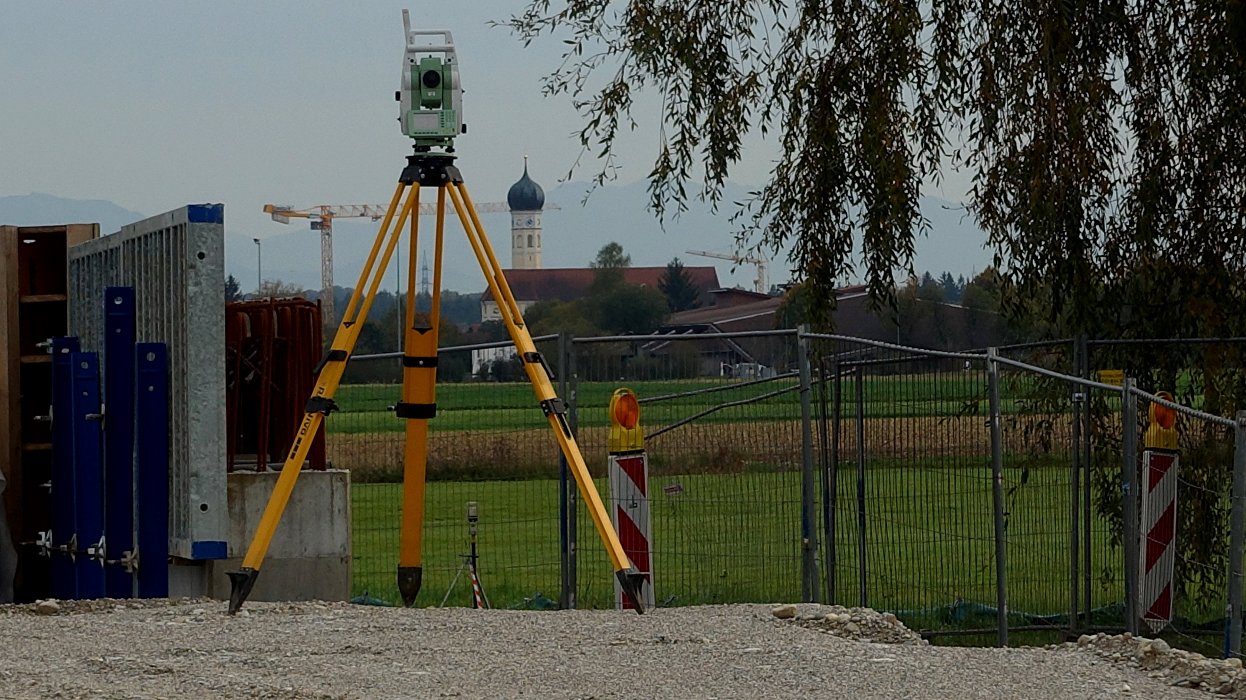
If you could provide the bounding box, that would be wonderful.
[227,181,419,614]
[445,181,647,613]
[397,185,446,606]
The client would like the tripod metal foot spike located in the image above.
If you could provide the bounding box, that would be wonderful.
[227,567,259,615]
[398,566,423,606]
[616,570,647,614]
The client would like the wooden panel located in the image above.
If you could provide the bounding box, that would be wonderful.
[0,228,21,537]
[0,223,98,599]
[65,223,100,247]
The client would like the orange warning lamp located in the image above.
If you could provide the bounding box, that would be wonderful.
[608,388,644,452]
[1150,391,1177,430]
[1144,390,1179,450]
[611,390,640,430]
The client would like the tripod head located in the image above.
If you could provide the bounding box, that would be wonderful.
[398,9,465,152]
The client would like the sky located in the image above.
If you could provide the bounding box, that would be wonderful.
[0,2,983,293]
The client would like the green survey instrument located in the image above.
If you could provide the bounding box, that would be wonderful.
[227,10,646,614]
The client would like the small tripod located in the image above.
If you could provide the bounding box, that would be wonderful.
[226,148,646,614]
[440,501,487,608]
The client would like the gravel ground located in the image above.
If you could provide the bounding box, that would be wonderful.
[0,599,1225,699]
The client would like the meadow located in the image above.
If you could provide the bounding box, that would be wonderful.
[333,369,1230,646]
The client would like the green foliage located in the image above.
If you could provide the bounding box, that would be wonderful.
[590,241,630,269]
[506,2,1246,337]
[224,274,242,302]
[523,242,669,335]
[658,257,702,312]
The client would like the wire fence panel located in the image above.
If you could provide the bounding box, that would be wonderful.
[323,329,1246,651]
[337,337,566,608]
[820,340,999,633]
[571,333,805,608]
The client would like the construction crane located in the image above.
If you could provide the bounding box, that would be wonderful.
[263,201,517,328]
[685,249,769,294]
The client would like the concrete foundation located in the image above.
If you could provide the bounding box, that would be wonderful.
[209,469,351,602]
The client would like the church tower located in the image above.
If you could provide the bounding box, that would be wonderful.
[507,157,545,269]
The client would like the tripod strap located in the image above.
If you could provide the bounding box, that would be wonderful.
[394,402,436,419]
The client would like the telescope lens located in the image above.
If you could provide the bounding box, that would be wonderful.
[422,70,441,89]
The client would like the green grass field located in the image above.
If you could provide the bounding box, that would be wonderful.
[329,372,1076,435]
[349,457,1154,632]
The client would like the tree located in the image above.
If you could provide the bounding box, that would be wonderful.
[658,257,701,312]
[507,3,1245,337]
[257,279,305,299]
[224,274,242,302]
[591,241,630,270]
[593,283,668,335]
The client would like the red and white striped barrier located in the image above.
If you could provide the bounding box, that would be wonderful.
[1139,449,1178,631]
[469,561,488,609]
[607,389,655,611]
[1139,392,1179,632]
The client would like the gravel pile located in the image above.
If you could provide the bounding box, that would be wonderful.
[770,603,927,645]
[0,599,1220,699]
[1062,631,1246,697]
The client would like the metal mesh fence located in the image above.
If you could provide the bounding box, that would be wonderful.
[338,336,566,609]
[328,329,1246,651]
[569,332,805,608]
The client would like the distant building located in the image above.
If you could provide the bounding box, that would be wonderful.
[480,266,721,322]
[641,285,1006,376]
[508,157,544,270]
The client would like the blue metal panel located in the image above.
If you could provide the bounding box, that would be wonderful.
[70,352,105,599]
[190,541,227,560]
[134,344,169,598]
[103,287,136,597]
[49,337,80,600]
[186,203,224,224]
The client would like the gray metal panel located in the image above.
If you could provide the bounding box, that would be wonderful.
[68,205,226,560]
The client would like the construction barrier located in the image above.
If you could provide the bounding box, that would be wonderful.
[1140,391,1180,632]
[607,388,654,611]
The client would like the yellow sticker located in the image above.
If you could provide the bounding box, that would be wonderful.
[1097,369,1125,386]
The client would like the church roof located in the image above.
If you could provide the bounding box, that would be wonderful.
[506,160,545,211]
[481,266,721,304]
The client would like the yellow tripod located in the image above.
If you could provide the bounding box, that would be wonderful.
[226,151,646,613]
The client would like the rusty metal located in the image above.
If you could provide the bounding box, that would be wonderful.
[225,298,325,472]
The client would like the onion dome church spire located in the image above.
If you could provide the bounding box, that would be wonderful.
[508,156,544,269]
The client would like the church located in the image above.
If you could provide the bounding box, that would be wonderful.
[479,160,721,322]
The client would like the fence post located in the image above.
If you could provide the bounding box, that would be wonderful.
[1070,338,1083,634]
[558,332,577,609]
[1229,410,1246,657]
[797,325,820,602]
[825,357,841,605]
[988,347,1008,647]
[1122,378,1140,636]
[1078,334,1092,624]
[854,363,868,608]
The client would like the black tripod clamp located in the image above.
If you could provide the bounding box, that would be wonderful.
[400,151,463,187]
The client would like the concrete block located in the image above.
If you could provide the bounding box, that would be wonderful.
[208,469,351,602]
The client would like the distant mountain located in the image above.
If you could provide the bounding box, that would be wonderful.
[539,180,992,287]
[0,192,145,234]
[0,188,993,298]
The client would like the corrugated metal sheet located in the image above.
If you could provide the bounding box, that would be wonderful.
[68,205,227,560]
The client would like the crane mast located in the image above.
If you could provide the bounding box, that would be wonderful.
[262,200,523,328]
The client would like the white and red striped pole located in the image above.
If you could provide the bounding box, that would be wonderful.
[607,389,655,611]
[1139,392,1179,632]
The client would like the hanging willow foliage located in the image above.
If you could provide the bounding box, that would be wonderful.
[506,1,1246,338]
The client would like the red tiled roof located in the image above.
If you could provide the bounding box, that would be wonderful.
[482,266,720,303]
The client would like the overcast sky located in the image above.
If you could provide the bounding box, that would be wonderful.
[1,2,980,291]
